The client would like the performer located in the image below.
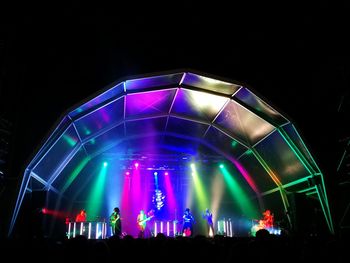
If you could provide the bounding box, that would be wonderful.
[137,210,153,238]
[109,207,122,237]
[262,209,274,228]
[75,209,86,222]
[202,208,214,237]
[182,208,195,237]
[250,210,274,236]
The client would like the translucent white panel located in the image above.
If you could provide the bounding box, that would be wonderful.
[74,97,124,140]
[254,130,311,185]
[125,89,177,119]
[234,87,289,126]
[204,126,248,158]
[166,116,209,138]
[229,163,259,198]
[171,88,229,122]
[84,124,125,156]
[238,152,276,193]
[60,157,98,198]
[69,82,124,118]
[214,100,276,146]
[281,123,319,172]
[29,116,72,169]
[52,147,89,192]
[182,73,240,95]
[125,117,167,136]
[32,124,80,181]
[125,73,183,92]
[29,176,46,191]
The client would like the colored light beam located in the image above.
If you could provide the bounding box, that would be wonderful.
[121,172,132,235]
[41,208,67,219]
[219,165,258,219]
[191,163,209,234]
[61,157,90,193]
[210,171,225,224]
[131,166,142,214]
[185,178,194,210]
[191,164,209,212]
[63,134,79,147]
[86,162,108,220]
[106,162,122,224]
[164,172,177,218]
[128,165,143,237]
[142,172,151,213]
[232,160,260,194]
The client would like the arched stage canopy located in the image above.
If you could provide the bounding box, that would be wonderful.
[9,71,334,236]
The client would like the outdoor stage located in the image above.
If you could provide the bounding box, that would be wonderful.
[9,71,333,239]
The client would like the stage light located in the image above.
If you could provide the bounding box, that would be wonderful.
[103,162,108,167]
[41,208,47,214]
[219,164,224,169]
[190,163,195,170]
[164,172,169,176]
[154,172,158,176]
[125,171,130,176]
[135,163,139,168]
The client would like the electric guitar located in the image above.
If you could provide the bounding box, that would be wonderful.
[137,215,154,230]
[109,214,120,225]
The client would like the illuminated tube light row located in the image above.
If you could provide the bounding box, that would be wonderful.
[153,221,178,237]
[67,222,107,239]
[217,219,233,237]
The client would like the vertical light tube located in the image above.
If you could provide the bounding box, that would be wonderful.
[173,221,176,237]
[229,220,233,237]
[80,222,83,235]
[225,220,230,236]
[68,222,71,239]
[218,221,220,234]
[167,221,170,236]
[96,223,99,239]
[105,223,107,238]
[160,221,163,233]
[73,222,76,238]
[88,222,91,239]
[154,221,157,236]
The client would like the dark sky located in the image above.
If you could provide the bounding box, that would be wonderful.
[1,1,349,190]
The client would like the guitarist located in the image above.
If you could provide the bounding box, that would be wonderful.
[109,207,121,237]
[137,210,153,238]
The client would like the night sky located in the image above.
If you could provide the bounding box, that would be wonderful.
[1,2,349,231]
